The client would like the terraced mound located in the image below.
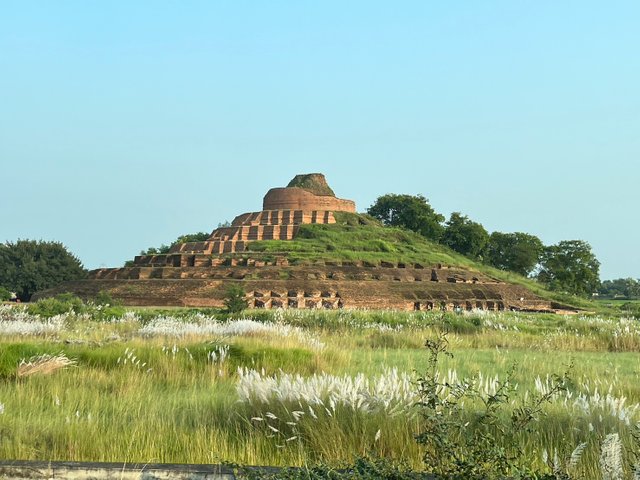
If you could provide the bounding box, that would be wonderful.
[37,174,570,312]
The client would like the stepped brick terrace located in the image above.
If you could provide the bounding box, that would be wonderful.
[38,173,567,312]
[158,173,355,258]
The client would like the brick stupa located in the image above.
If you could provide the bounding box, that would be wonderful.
[37,174,567,312]
[167,173,355,258]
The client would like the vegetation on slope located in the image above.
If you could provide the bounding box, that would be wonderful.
[244,213,593,309]
[286,173,336,196]
[366,194,601,298]
[247,212,479,266]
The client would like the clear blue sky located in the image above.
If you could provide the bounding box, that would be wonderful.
[1,1,638,280]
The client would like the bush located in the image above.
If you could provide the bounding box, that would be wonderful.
[0,287,11,302]
[620,302,640,318]
[94,290,122,307]
[27,293,85,318]
[236,457,422,479]
[415,332,571,478]
[223,284,249,314]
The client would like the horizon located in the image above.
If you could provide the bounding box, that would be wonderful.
[1,1,638,280]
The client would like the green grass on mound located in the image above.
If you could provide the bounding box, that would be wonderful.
[247,212,483,267]
[245,212,596,310]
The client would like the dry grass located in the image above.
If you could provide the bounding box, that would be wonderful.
[17,353,76,378]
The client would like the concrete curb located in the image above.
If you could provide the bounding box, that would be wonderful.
[0,460,281,479]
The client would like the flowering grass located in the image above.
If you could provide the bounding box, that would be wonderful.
[0,305,639,477]
[17,353,76,378]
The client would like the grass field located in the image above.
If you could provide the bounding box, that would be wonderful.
[1,304,639,478]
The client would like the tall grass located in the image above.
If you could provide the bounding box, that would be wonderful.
[0,306,639,476]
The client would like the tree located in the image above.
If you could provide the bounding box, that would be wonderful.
[0,240,87,301]
[173,232,210,244]
[140,245,171,255]
[598,278,640,298]
[140,231,210,256]
[537,240,600,296]
[223,284,249,314]
[441,212,489,259]
[367,194,445,241]
[485,232,544,277]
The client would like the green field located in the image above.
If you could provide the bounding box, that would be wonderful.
[1,304,640,478]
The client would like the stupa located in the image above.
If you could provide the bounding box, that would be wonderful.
[39,174,565,312]
[140,173,356,263]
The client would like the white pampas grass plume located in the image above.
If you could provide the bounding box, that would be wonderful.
[600,433,623,480]
[569,442,587,469]
[17,353,76,377]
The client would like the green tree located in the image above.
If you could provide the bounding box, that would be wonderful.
[367,194,445,241]
[223,284,249,314]
[0,240,87,301]
[598,278,640,298]
[485,232,544,276]
[537,240,600,296]
[139,245,171,255]
[140,231,210,256]
[441,212,489,259]
[173,232,210,244]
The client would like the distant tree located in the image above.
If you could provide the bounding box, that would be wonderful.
[537,240,600,296]
[173,232,210,244]
[223,284,249,314]
[441,212,489,259]
[598,278,640,298]
[0,240,87,301]
[140,231,210,256]
[140,245,171,255]
[367,194,445,241]
[485,232,544,277]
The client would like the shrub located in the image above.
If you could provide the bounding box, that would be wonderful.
[620,302,640,318]
[0,287,10,302]
[236,457,422,479]
[223,284,249,314]
[95,290,118,306]
[27,293,85,318]
[415,332,570,478]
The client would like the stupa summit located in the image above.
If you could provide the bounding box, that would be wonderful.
[46,174,558,311]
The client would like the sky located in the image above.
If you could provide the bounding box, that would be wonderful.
[1,1,638,280]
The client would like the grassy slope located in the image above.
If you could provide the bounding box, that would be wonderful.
[246,213,597,310]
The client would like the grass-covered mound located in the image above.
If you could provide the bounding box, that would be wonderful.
[247,212,479,266]
[246,213,593,310]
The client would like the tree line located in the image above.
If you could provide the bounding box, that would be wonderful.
[598,278,640,299]
[367,193,601,297]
